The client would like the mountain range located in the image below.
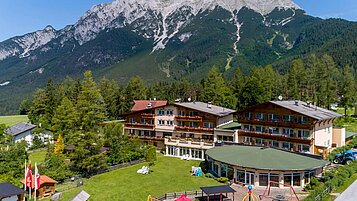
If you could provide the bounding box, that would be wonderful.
[0,0,356,115]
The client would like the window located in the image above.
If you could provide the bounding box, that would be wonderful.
[284,174,292,186]
[203,122,213,128]
[168,146,177,156]
[141,119,147,124]
[256,126,264,132]
[178,121,184,127]
[221,164,228,177]
[301,116,308,124]
[283,115,294,122]
[304,171,314,184]
[166,120,173,126]
[129,118,137,123]
[298,130,310,138]
[268,114,279,121]
[189,122,199,128]
[271,141,279,148]
[255,138,265,145]
[218,135,234,142]
[237,170,245,183]
[243,125,251,131]
[179,111,185,116]
[179,147,189,156]
[189,111,198,116]
[282,142,292,150]
[270,127,280,134]
[282,128,294,137]
[213,163,219,174]
[158,120,165,125]
[245,112,253,120]
[293,173,301,186]
[256,113,265,120]
[259,173,269,186]
[166,110,173,115]
[244,137,251,143]
[158,109,165,116]
[270,173,280,187]
[298,144,310,153]
[191,149,202,159]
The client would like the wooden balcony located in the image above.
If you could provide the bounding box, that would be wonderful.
[238,130,312,145]
[238,118,312,129]
[175,126,214,134]
[124,122,155,130]
[175,115,203,122]
[141,113,155,118]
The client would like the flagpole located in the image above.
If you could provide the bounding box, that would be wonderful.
[23,159,27,201]
[29,161,31,200]
[34,162,37,201]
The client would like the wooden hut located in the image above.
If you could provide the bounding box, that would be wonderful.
[22,175,57,199]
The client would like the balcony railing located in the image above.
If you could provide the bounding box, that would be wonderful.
[141,113,155,118]
[238,130,312,144]
[125,122,155,129]
[176,115,203,122]
[128,134,164,141]
[238,118,312,129]
[165,138,214,148]
[175,126,214,134]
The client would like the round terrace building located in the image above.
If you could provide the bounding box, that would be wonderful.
[206,145,328,189]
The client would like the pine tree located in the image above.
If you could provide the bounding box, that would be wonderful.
[341,65,357,117]
[76,71,106,132]
[201,66,236,108]
[230,68,246,110]
[52,97,77,141]
[54,134,64,156]
[28,89,47,124]
[288,59,307,100]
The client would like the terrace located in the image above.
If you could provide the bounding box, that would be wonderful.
[175,126,214,134]
[165,138,215,149]
[238,130,312,144]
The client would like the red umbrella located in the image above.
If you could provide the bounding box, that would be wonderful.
[175,194,191,201]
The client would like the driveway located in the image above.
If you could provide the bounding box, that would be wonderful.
[335,180,357,201]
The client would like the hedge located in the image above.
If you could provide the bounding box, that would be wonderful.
[303,161,357,201]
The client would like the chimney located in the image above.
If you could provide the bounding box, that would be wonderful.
[294,101,299,106]
[207,102,212,109]
[147,102,152,108]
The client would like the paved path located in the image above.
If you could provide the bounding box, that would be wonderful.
[335,180,357,201]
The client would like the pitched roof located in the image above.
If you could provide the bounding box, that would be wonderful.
[346,131,357,139]
[4,122,36,136]
[217,122,241,131]
[131,100,167,111]
[270,101,342,121]
[174,102,236,117]
[22,175,57,188]
[69,190,90,201]
[206,145,328,171]
[0,182,26,198]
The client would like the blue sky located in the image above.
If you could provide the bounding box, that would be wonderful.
[0,0,356,42]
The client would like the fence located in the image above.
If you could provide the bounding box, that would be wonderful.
[313,186,333,201]
[155,190,203,201]
[55,159,145,193]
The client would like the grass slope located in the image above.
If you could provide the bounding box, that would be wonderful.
[0,115,28,126]
[55,154,219,200]
[29,150,47,165]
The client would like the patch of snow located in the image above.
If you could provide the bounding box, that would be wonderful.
[178,32,192,42]
[0,47,20,60]
[0,81,10,86]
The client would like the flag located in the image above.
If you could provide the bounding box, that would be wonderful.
[26,163,33,189]
[35,163,40,190]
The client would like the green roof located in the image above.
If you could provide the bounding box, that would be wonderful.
[346,131,357,139]
[217,122,241,131]
[206,145,328,171]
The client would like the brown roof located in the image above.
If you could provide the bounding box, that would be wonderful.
[131,100,167,111]
[22,175,57,188]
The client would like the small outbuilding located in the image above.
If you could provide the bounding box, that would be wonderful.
[22,175,57,199]
[206,145,328,188]
[0,182,26,201]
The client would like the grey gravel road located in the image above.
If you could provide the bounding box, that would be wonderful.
[335,180,357,201]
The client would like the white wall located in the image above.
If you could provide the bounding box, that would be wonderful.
[217,114,234,127]
[3,195,18,201]
[314,122,333,148]
[155,106,176,131]
[13,129,52,147]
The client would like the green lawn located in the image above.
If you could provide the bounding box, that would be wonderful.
[29,150,47,165]
[53,154,220,201]
[0,115,28,126]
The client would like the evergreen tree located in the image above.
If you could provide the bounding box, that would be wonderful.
[76,71,105,132]
[19,99,32,115]
[230,68,246,110]
[201,66,236,108]
[287,59,307,100]
[341,65,357,117]
[44,79,59,126]
[52,97,77,141]
[28,89,47,124]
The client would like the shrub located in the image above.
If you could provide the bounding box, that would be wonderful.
[205,173,215,178]
[216,177,229,183]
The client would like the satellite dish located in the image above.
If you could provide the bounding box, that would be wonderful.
[278,95,283,101]
[188,97,192,102]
